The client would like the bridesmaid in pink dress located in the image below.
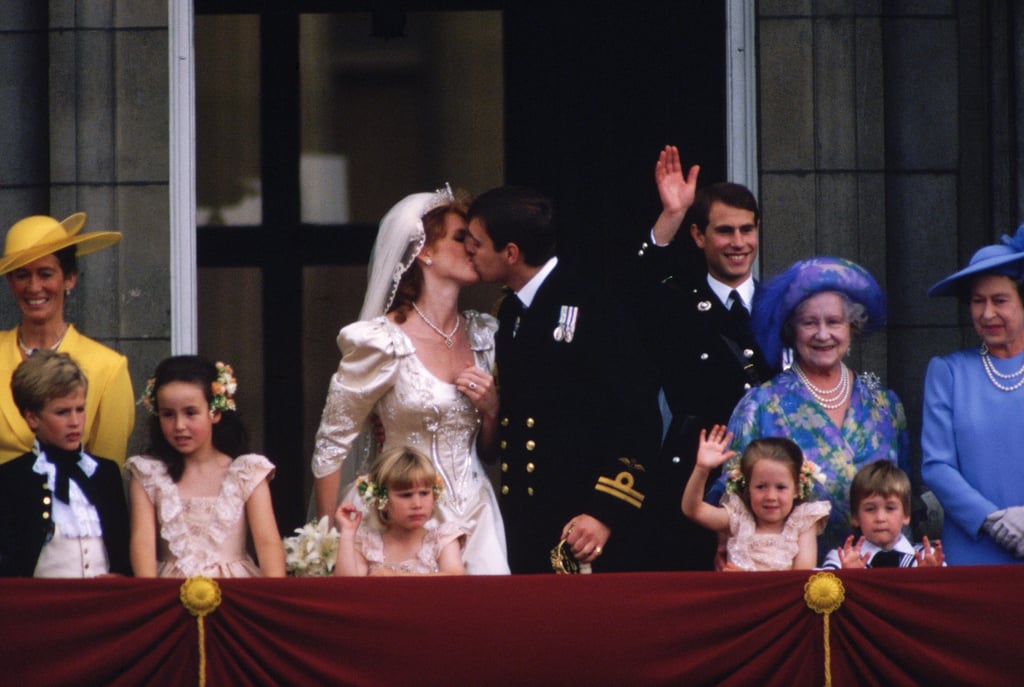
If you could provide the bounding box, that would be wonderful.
[127,356,285,578]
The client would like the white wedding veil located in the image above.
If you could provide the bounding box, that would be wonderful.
[359,184,456,320]
[320,185,457,518]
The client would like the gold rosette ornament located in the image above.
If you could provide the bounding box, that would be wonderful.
[804,572,845,687]
[180,576,222,687]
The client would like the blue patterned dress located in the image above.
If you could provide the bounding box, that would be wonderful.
[716,368,909,558]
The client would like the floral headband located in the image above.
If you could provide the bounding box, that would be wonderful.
[356,473,444,511]
[138,361,238,417]
[726,459,826,502]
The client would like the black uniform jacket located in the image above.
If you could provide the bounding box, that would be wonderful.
[495,262,663,573]
[635,241,776,570]
[0,450,131,577]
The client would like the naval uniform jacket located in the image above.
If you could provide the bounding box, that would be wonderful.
[0,450,130,577]
[495,263,662,573]
[636,242,777,570]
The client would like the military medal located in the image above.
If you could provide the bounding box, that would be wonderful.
[553,305,578,342]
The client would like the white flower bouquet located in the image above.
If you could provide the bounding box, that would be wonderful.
[283,516,339,576]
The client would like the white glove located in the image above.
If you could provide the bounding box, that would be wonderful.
[984,506,1024,552]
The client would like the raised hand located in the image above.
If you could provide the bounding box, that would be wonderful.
[696,425,736,470]
[655,145,700,215]
[915,536,944,567]
[652,145,700,246]
[334,503,362,533]
[838,535,867,569]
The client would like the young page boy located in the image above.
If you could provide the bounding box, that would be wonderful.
[0,350,129,577]
[821,461,944,569]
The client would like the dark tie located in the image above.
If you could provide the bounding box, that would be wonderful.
[728,289,749,323]
[43,444,98,505]
[501,292,525,337]
[869,550,903,568]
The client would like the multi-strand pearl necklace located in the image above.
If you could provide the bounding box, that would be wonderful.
[980,343,1024,392]
[411,302,460,349]
[793,361,851,409]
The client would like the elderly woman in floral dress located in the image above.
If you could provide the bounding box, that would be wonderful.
[710,257,909,560]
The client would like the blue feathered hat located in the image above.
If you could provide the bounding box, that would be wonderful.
[751,256,887,367]
[927,225,1024,297]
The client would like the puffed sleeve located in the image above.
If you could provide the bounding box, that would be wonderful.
[311,319,410,479]
[465,310,497,372]
[787,500,832,536]
[125,455,169,504]
[921,356,997,540]
[231,454,276,500]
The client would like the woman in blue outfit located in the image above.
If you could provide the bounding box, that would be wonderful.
[922,225,1024,565]
[717,257,909,560]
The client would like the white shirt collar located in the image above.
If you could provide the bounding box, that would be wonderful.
[31,443,102,539]
[31,443,98,483]
[516,256,559,308]
[706,273,755,311]
[860,533,916,557]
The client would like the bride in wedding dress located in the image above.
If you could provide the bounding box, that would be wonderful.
[311,187,508,574]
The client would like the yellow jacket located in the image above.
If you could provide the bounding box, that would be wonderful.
[0,325,135,466]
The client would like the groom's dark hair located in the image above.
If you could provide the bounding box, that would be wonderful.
[467,186,557,266]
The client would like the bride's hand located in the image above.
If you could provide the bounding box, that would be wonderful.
[456,365,498,419]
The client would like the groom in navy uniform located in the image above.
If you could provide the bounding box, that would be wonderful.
[466,186,662,573]
[634,146,776,570]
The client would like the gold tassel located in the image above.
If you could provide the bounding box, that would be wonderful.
[804,572,846,687]
[180,576,222,687]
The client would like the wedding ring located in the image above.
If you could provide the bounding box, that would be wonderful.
[595,546,603,555]
[469,382,477,390]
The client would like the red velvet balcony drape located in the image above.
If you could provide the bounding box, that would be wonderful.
[1,566,1019,686]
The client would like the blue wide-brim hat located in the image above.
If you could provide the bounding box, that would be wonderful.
[927,225,1024,297]
[752,256,887,367]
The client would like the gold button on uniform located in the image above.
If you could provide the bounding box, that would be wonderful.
[501,417,509,427]
[501,462,508,472]
[501,485,509,495]
[526,462,535,473]
[42,512,50,519]
[525,440,536,451]
[526,417,535,428]
[42,496,51,505]
[527,487,534,496]
[500,440,508,449]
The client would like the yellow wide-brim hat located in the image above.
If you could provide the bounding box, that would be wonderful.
[0,212,121,275]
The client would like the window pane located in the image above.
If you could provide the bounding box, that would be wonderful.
[196,14,262,226]
[299,11,504,225]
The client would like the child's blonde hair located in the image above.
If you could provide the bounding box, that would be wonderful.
[364,446,441,528]
[849,461,911,514]
[736,437,805,509]
[11,350,88,416]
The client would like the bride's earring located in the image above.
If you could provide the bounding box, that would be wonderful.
[424,257,433,266]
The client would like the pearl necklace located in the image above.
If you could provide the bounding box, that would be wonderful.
[793,362,851,409]
[17,324,69,358]
[980,343,1024,392]
[411,302,460,349]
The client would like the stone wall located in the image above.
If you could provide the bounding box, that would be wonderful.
[756,0,1024,476]
[0,1,170,451]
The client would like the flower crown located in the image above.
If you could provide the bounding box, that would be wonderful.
[356,473,444,511]
[138,361,238,417]
[725,459,826,501]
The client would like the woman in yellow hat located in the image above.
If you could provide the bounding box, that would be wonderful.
[0,213,134,465]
